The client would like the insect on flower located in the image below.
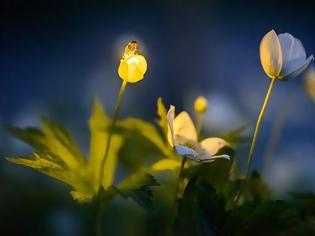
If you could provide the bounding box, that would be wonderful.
[260,30,313,80]
[167,105,230,162]
[118,40,148,83]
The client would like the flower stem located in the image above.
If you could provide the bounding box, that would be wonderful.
[235,78,276,203]
[168,156,186,234]
[94,80,128,236]
[98,80,128,187]
[173,157,186,209]
[196,113,205,139]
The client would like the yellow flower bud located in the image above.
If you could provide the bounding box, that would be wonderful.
[118,41,147,83]
[194,96,208,113]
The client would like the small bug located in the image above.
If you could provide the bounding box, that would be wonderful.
[123,40,138,59]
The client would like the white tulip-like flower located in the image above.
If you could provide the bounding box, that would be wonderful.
[260,30,313,80]
[167,105,230,162]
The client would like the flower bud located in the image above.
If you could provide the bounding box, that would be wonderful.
[118,41,147,83]
[260,30,313,80]
[304,68,315,103]
[194,96,208,113]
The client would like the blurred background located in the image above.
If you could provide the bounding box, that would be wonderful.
[1,0,315,235]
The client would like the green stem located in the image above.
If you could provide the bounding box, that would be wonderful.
[173,157,186,209]
[195,113,205,139]
[245,78,276,180]
[235,78,276,203]
[98,80,128,187]
[94,80,128,236]
[168,156,186,234]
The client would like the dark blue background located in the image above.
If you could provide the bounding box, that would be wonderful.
[1,0,315,235]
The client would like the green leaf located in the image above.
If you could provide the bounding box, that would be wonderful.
[7,126,47,150]
[6,98,126,204]
[151,159,181,172]
[7,151,94,202]
[7,118,85,170]
[224,179,243,210]
[7,152,64,171]
[222,126,250,147]
[41,118,85,167]
[70,191,93,203]
[6,152,69,184]
[183,159,232,194]
[115,173,160,210]
[88,98,123,190]
[243,171,271,203]
[174,177,226,236]
[116,117,171,157]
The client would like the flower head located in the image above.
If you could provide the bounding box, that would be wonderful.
[260,30,313,80]
[167,105,230,162]
[304,66,315,103]
[194,96,208,113]
[118,41,147,83]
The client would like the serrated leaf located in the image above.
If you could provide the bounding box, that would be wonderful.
[7,119,85,170]
[70,191,92,203]
[174,177,226,236]
[6,152,70,185]
[88,98,123,191]
[7,153,63,171]
[7,126,47,150]
[102,135,123,188]
[183,159,232,194]
[41,118,84,169]
[117,117,169,156]
[115,173,160,210]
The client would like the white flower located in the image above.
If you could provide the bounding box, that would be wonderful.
[260,30,313,80]
[167,105,230,162]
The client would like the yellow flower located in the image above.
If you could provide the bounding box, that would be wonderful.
[194,96,208,113]
[260,30,313,80]
[167,105,230,162]
[304,67,315,103]
[118,41,147,83]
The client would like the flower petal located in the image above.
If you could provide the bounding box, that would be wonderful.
[260,30,283,78]
[174,145,198,160]
[277,33,311,79]
[200,137,229,156]
[118,55,147,83]
[278,33,306,64]
[167,105,176,147]
[196,154,230,163]
[280,55,313,80]
[173,111,198,142]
